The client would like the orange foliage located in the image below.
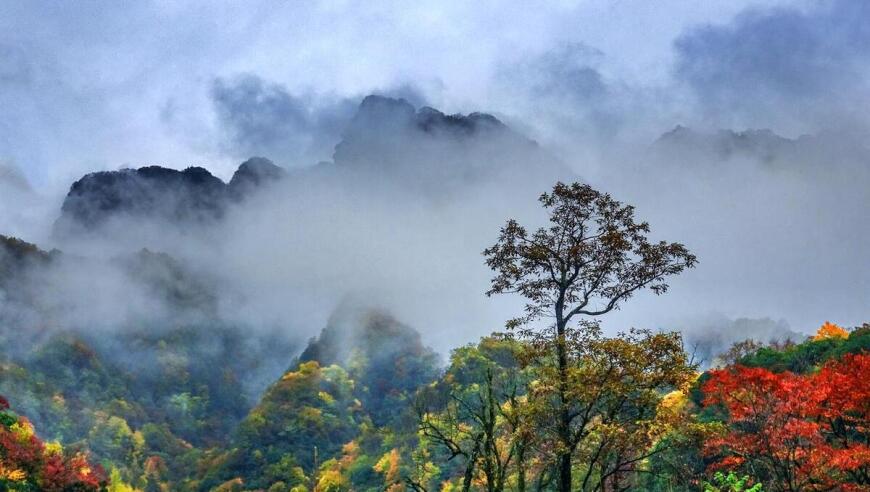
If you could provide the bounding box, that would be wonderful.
[813,321,849,341]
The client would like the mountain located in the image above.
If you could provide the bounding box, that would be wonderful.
[52,96,567,241]
[54,158,285,237]
[0,95,583,491]
[297,306,440,426]
[653,125,796,163]
[332,95,562,188]
[651,125,870,168]
[0,235,56,311]
[0,234,52,281]
[227,157,288,200]
[0,234,298,465]
[198,307,440,490]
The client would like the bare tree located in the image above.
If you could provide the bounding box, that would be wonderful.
[483,181,697,492]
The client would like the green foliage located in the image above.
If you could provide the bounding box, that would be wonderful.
[703,471,763,492]
[298,309,440,427]
[204,361,363,490]
[0,325,266,490]
[3,304,866,492]
[415,336,532,492]
[738,323,870,373]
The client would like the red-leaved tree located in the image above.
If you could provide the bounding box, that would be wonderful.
[702,354,870,491]
[0,394,108,490]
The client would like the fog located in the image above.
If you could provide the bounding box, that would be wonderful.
[1,0,868,367]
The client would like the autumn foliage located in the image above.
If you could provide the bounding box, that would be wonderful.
[813,321,849,341]
[0,394,107,491]
[702,353,870,491]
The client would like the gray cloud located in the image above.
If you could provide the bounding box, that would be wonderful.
[514,43,608,104]
[495,43,620,149]
[675,314,802,367]
[211,75,358,167]
[209,76,434,168]
[0,0,867,361]
[674,0,870,132]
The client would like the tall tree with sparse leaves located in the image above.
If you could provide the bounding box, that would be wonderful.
[483,181,697,492]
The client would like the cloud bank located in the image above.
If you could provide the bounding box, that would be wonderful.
[0,0,867,360]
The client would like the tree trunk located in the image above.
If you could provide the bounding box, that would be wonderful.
[462,442,481,492]
[517,443,527,492]
[556,319,572,492]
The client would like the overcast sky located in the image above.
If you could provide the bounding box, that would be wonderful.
[2,0,837,183]
[1,0,868,351]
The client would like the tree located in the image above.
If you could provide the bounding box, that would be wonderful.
[0,394,108,491]
[703,471,764,492]
[702,354,870,491]
[524,326,697,491]
[812,321,849,341]
[416,337,534,492]
[483,181,697,492]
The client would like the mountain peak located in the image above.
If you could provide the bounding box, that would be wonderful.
[228,157,286,198]
[55,160,286,237]
[350,95,507,138]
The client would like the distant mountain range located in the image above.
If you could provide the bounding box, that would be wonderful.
[652,124,870,166]
[52,95,559,238]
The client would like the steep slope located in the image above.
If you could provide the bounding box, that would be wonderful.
[199,308,440,491]
[52,95,566,242]
[298,307,440,426]
[0,235,53,290]
[0,234,298,490]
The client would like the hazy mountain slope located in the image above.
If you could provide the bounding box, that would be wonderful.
[199,307,440,491]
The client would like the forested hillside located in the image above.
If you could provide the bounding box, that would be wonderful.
[5,2,870,490]
[3,302,867,491]
[2,178,867,491]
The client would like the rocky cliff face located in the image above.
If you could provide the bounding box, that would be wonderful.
[54,158,285,237]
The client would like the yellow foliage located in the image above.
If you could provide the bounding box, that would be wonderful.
[440,480,459,492]
[0,461,27,481]
[374,448,401,484]
[813,321,849,340]
[108,467,138,492]
[43,440,64,456]
[10,419,34,441]
[299,406,323,420]
[318,391,335,405]
[339,440,360,468]
[341,440,359,456]
[314,468,344,492]
[659,389,688,415]
[213,478,244,492]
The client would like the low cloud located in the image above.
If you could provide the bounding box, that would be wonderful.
[675,314,802,367]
